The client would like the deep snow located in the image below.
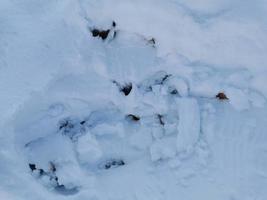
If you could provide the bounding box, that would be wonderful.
[0,0,267,199]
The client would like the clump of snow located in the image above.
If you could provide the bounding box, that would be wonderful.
[150,137,177,162]
[225,87,250,111]
[76,134,103,166]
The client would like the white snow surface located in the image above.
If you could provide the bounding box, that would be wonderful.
[176,98,200,154]
[1,0,267,199]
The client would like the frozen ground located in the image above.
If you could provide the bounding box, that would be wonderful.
[0,0,267,199]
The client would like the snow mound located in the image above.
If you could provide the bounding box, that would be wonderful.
[1,0,267,199]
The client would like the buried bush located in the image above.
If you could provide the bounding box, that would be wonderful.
[157,114,165,126]
[216,92,228,100]
[101,159,125,170]
[120,83,132,96]
[126,114,140,122]
[112,80,132,96]
[91,21,117,40]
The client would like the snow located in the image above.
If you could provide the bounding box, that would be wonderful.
[0,0,267,199]
[176,98,200,154]
[76,134,103,166]
[150,136,177,162]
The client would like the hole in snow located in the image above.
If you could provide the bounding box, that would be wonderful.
[112,80,132,96]
[120,83,132,96]
[170,88,178,95]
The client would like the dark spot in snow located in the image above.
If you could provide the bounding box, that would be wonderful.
[58,118,86,141]
[80,120,86,125]
[151,73,172,85]
[148,38,156,46]
[28,164,46,176]
[170,89,178,95]
[90,21,117,41]
[112,80,119,86]
[91,29,100,37]
[104,159,125,170]
[113,30,117,39]
[160,74,171,84]
[39,169,45,175]
[147,86,153,92]
[120,83,132,96]
[51,174,79,195]
[126,114,140,121]
[91,28,110,40]
[99,29,110,40]
[216,92,228,100]
[113,80,133,96]
[49,162,56,172]
[139,71,172,92]
[104,164,111,169]
[28,162,79,195]
[29,163,36,171]
[59,119,72,130]
[157,114,165,126]
[149,38,155,44]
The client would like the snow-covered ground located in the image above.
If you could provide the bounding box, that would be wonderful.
[1,0,267,199]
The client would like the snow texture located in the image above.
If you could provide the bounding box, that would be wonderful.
[176,98,200,154]
[0,0,267,200]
